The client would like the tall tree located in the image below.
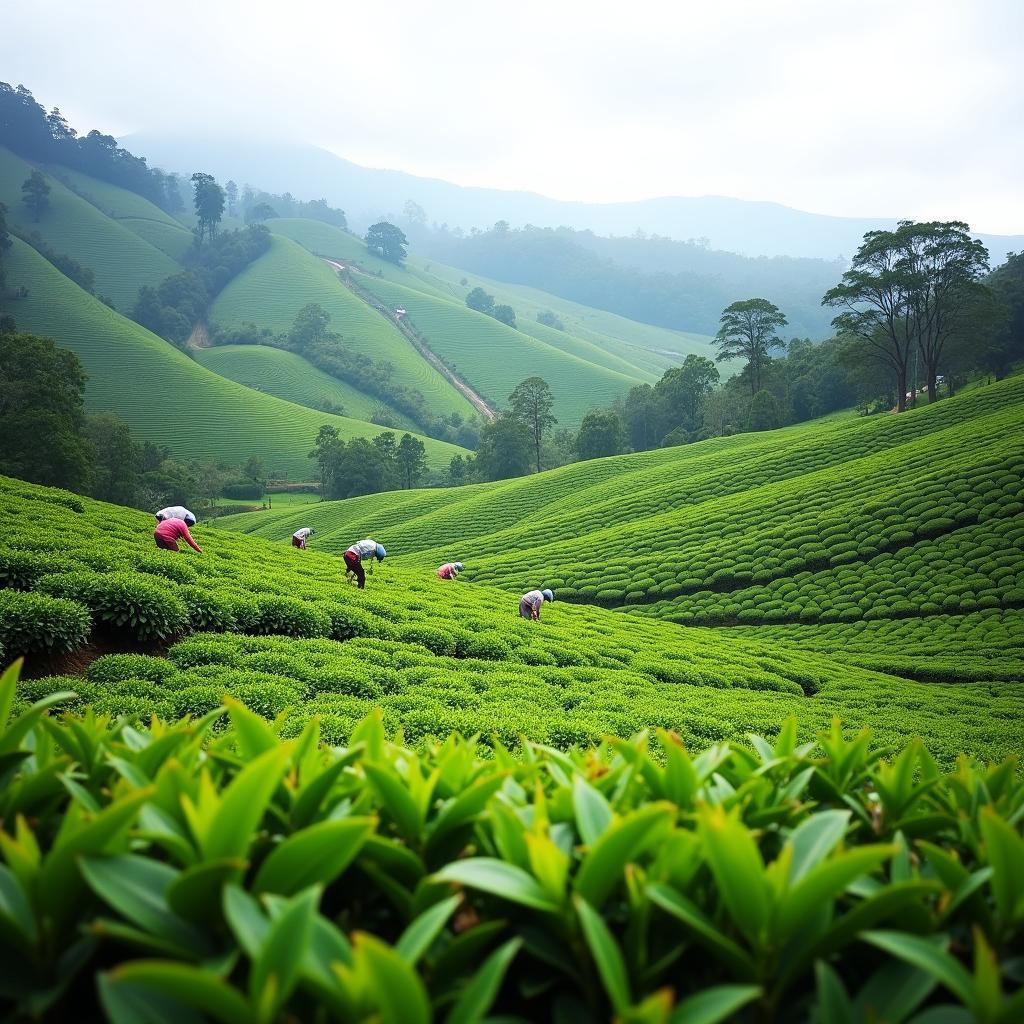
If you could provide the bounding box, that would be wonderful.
[309,425,342,498]
[653,355,720,436]
[823,229,917,412]
[466,287,495,314]
[508,376,557,473]
[86,412,142,505]
[575,410,625,461]
[290,303,332,350]
[713,298,787,395]
[20,169,50,223]
[623,383,659,452]
[897,221,990,402]
[225,180,238,216]
[474,415,533,481]
[395,433,427,489]
[191,172,226,243]
[0,331,91,489]
[365,222,407,264]
[982,252,1024,378]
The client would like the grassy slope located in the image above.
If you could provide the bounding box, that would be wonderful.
[47,164,195,260]
[221,377,1024,686]
[268,218,706,378]
[0,239,466,476]
[210,236,476,421]
[4,474,1021,763]
[195,344,416,428]
[0,147,178,310]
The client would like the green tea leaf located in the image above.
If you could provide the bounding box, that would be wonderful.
[862,931,973,1007]
[787,810,851,885]
[434,858,560,912]
[574,895,631,1014]
[249,885,318,1020]
[253,816,375,895]
[668,983,761,1024]
[395,894,461,964]
[573,776,613,846]
[445,936,522,1024]
[354,931,431,1024]
[111,961,252,1024]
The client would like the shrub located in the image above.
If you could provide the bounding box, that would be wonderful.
[0,549,70,590]
[0,591,91,656]
[87,573,190,641]
[87,654,178,686]
[242,596,330,638]
[178,586,238,632]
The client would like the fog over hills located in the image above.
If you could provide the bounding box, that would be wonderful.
[126,133,1024,265]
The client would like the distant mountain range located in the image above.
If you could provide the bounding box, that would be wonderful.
[124,133,1024,266]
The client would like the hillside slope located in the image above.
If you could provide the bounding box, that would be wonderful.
[3,474,1021,763]
[210,236,477,421]
[194,344,417,427]
[267,217,697,379]
[221,376,1024,686]
[0,147,178,309]
[0,239,467,476]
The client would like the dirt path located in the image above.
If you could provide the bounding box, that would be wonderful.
[186,320,210,349]
[322,258,496,420]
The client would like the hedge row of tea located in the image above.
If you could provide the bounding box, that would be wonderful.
[2,476,1022,762]
[2,661,1023,1023]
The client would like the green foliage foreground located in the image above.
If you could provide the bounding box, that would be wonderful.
[0,659,1022,1022]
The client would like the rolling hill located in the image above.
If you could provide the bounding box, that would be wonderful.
[268,217,702,381]
[0,147,179,310]
[194,344,417,427]
[219,373,1024,690]
[210,236,477,421]
[0,238,467,476]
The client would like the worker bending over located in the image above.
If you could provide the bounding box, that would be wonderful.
[292,527,315,549]
[520,588,554,620]
[154,517,202,554]
[156,505,196,527]
[344,538,386,589]
[436,561,464,580]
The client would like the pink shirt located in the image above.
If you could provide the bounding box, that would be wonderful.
[437,563,458,579]
[154,518,201,552]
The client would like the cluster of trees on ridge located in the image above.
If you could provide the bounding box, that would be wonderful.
[0,318,276,512]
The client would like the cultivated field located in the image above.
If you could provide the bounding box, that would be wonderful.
[211,236,476,421]
[0,239,467,476]
[0,147,178,310]
[195,344,416,428]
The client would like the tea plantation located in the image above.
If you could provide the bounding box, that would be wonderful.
[0,239,465,478]
[210,236,476,421]
[0,147,179,310]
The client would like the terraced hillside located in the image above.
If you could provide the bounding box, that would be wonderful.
[3,475,1022,763]
[195,344,416,427]
[0,239,466,476]
[221,375,1024,689]
[0,147,178,308]
[47,164,196,259]
[210,236,476,421]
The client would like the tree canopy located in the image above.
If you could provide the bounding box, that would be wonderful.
[714,298,788,395]
[508,376,557,474]
[365,222,408,264]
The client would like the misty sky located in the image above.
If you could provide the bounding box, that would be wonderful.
[3,0,1022,232]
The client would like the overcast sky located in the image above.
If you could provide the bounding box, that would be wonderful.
[3,0,1022,232]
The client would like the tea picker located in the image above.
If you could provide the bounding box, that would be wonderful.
[344,538,386,589]
[519,588,554,620]
[292,527,315,549]
[436,561,464,580]
[154,517,202,553]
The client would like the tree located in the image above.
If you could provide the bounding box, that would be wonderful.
[246,202,278,223]
[0,331,91,489]
[980,252,1024,378]
[746,389,781,431]
[365,222,407,264]
[21,169,50,222]
[0,201,11,293]
[290,303,332,350]
[191,172,225,243]
[86,412,142,505]
[653,355,720,435]
[403,200,426,228]
[897,221,990,402]
[225,180,238,216]
[508,376,557,473]
[396,433,427,489]
[310,425,342,498]
[623,383,659,452]
[536,310,564,330]
[492,304,516,327]
[474,415,533,481]
[371,431,400,489]
[575,410,624,461]
[448,454,468,484]
[243,455,266,498]
[466,287,495,315]
[714,298,787,395]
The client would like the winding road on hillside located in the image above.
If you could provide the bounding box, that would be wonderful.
[322,258,496,420]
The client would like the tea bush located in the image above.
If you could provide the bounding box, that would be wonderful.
[0,589,91,656]
[1,662,1022,1023]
